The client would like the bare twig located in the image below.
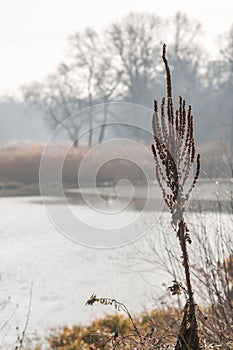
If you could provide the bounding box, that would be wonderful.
[15,283,33,350]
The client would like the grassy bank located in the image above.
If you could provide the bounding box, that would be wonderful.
[0,144,231,198]
[0,144,153,192]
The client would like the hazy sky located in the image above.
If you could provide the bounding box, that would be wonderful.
[0,0,232,95]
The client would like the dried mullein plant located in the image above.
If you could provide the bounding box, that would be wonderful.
[151,44,201,349]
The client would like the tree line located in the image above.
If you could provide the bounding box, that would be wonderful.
[21,12,233,149]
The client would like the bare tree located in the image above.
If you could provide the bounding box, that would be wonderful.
[67,28,123,145]
[221,24,233,73]
[168,12,203,98]
[94,56,123,143]
[220,25,233,163]
[171,12,201,63]
[67,28,101,145]
[106,13,163,106]
[22,63,83,147]
[23,28,120,147]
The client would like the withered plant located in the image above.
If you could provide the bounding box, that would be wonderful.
[85,293,177,349]
[151,44,201,349]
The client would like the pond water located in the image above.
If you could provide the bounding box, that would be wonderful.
[0,196,166,348]
[0,179,232,348]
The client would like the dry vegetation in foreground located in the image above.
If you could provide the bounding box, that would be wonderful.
[25,302,233,350]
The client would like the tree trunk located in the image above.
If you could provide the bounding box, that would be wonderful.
[98,104,108,143]
[73,139,78,147]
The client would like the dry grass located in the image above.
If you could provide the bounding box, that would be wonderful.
[0,142,230,196]
[0,144,154,195]
[26,303,233,350]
